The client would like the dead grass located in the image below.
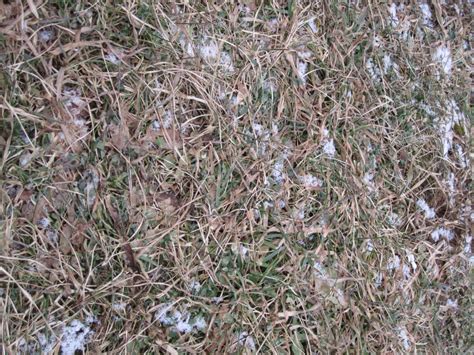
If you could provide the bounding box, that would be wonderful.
[0,0,472,353]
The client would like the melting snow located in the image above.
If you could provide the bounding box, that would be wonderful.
[416,199,436,219]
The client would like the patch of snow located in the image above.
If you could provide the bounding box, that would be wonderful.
[372,35,382,48]
[263,79,277,93]
[46,229,58,245]
[388,3,400,27]
[431,227,454,242]
[197,39,234,73]
[437,99,465,159]
[366,58,381,81]
[313,261,328,279]
[464,234,472,254]
[19,152,33,167]
[112,302,127,312]
[398,326,411,350]
[432,45,452,77]
[188,279,202,294]
[297,60,308,84]
[322,129,336,158]
[374,272,383,288]
[387,256,401,271]
[178,35,195,57]
[276,199,286,209]
[37,217,50,229]
[382,54,400,76]
[193,316,207,331]
[407,252,417,272]
[105,53,120,64]
[366,239,374,252]
[455,144,468,169]
[446,172,456,206]
[212,296,224,304]
[237,331,256,352]
[388,212,402,227]
[267,18,279,32]
[152,110,173,131]
[155,303,206,334]
[363,171,375,191]
[446,298,458,309]
[416,199,436,220]
[272,159,285,185]
[294,208,305,221]
[308,17,318,33]
[419,3,433,27]
[38,29,54,42]
[420,102,436,117]
[63,87,86,119]
[298,174,323,188]
[60,318,97,355]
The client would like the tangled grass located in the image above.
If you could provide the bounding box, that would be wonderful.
[0,1,472,353]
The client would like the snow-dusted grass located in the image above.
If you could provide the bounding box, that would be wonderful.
[2,2,470,354]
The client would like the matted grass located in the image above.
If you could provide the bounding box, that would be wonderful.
[0,1,472,353]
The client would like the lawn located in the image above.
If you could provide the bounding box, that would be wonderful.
[0,1,472,353]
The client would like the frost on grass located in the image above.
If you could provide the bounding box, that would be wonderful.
[432,45,452,77]
[154,303,207,334]
[431,227,454,242]
[416,199,436,220]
